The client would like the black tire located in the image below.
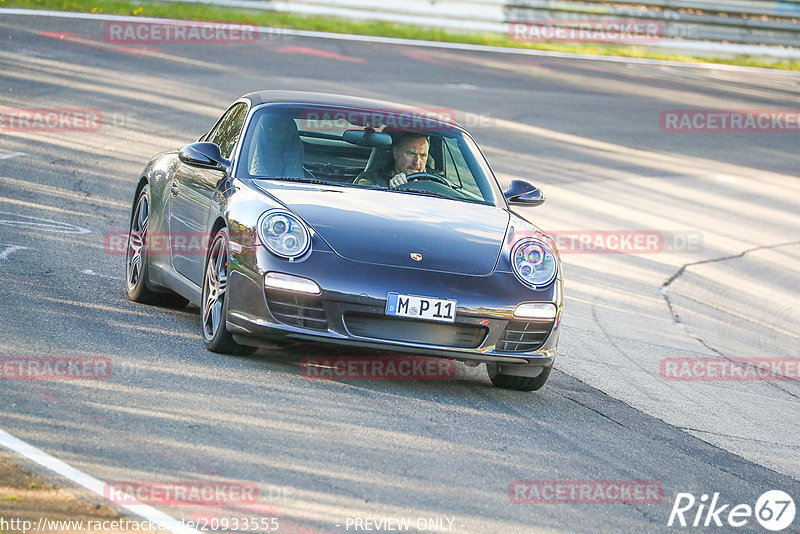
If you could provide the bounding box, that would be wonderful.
[488,365,551,392]
[200,227,255,355]
[125,184,189,308]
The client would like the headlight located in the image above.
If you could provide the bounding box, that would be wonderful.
[257,210,311,259]
[511,238,557,288]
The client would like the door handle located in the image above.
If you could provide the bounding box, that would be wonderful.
[170,180,179,196]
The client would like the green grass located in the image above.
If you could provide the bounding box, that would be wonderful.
[3,0,799,70]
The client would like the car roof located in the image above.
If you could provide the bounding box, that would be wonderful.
[241,90,462,129]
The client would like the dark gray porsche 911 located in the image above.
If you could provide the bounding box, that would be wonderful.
[125,91,562,391]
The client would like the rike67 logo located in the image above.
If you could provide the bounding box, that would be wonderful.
[668,490,795,531]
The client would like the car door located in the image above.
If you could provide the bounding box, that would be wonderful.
[168,102,248,285]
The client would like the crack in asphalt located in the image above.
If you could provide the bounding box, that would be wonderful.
[661,240,800,290]
[660,241,800,401]
[552,387,628,430]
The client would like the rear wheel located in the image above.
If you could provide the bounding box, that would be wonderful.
[126,184,189,308]
[201,227,255,355]
[488,364,551,392]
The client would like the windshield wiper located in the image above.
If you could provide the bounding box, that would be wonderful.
[398,188,486,204]
[399,188,452,199]
[257,176,332,186]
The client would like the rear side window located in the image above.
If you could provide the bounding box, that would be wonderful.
[206,103,248,159]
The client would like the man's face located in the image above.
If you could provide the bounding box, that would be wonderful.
[393,136,429,175]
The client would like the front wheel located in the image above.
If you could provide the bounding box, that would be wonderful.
[487,364,551,392]
[200,227,255,355]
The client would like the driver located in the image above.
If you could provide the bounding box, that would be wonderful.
[355,133,429,189]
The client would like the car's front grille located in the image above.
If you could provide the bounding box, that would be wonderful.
[265,290,328,331]
[343,312,487,349]
[496,319,553,353]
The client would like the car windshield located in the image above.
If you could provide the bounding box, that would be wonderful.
[236,105,499,205]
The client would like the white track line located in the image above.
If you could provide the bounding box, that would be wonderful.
[0,244,27,260]
[0,152,27,160]
[0,429,201,534]
[1,8,799,75]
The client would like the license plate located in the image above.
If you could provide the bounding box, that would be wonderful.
[385,293,457,323]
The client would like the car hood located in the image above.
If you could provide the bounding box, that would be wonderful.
[253,181,509,275]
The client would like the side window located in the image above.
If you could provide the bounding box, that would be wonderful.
[206,103,248,159]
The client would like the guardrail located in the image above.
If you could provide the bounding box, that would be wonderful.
[267,0,800,48]
[505,0,800,47]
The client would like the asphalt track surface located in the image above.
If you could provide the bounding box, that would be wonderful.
[1,11,799,534]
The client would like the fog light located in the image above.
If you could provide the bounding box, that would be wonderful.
[513,303,556,320]
[264,272,320,295]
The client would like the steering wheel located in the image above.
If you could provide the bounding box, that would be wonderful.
[404,172,450,187]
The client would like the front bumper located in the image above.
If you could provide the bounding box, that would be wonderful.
[225,247,561,367]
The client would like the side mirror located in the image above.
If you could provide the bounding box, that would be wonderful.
[179,142,230,172]
[504,180,545,206]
